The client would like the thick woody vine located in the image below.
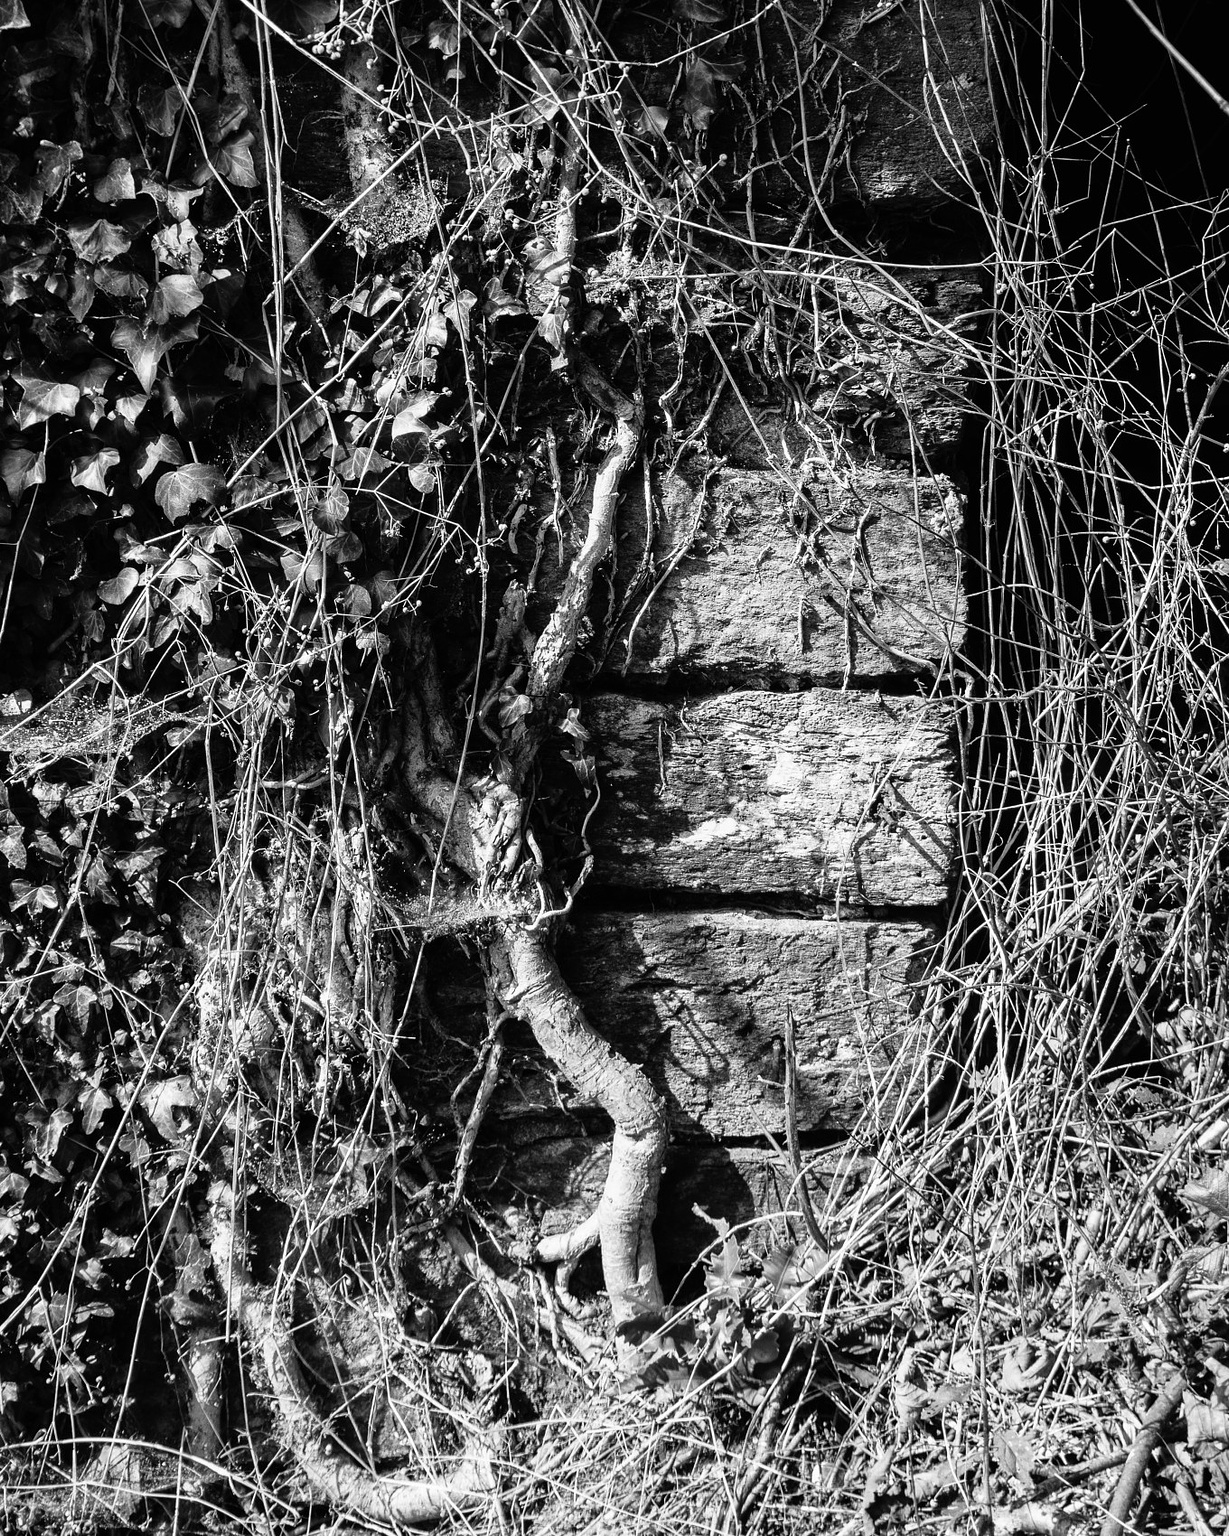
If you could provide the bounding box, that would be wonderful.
[0,0,873,1520]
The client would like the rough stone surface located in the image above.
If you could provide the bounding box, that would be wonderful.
[751,0,994,213]
[708,268,984,465]
[602,465,964,681]
[585,688,955,905]
[426,911,933,1139]
[560,910,931,1139]
[831,0,994,209]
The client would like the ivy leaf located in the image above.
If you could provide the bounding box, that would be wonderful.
[483,275,526,321]
[67,268,96,320]
[132,433,185,483]
[369,570,397,609]
[391,391,439,440]
[154,462,226,522]
[325,530,363,563]
[67,218,132,262]
[113,316,197,391]
[78,1083,113,1137]
[96,263,149,298]
[284,0,337,34]
[280,548,325,592]
[138,1075,196,1142]
[11,882,59,913]
[34,140,82,197]
[71,359,118,397]
[337,445,391,482]
[443,289,477,341]
[53,982,97,1029]
[162,182,204,221]
[339,583,372,617]
[147,273,203,324]
[214,130,258,189]
[0,0,31,27]
[93,157,136,204]
[98,567,140,605]
[137,83,180,136]
[71,447,121,493]
[634,103,671,140]
[427,17,460,55]
[311,484,349,532]
[683,58,720,130]
[112,318,166,392]
[15,375,81,427]
[408,460,439,494]
[138,0,193,26]
[0,446,46,500]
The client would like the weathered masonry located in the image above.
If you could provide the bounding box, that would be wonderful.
[420,1,992,1275]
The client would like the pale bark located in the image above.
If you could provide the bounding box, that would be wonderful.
[208,1184,497,1524]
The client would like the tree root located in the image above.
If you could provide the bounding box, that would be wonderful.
[207,1182,499,1525]
[490,924,667,1332]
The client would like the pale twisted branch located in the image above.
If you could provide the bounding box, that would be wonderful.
[207,1183,498,1525]
[490,923,667,1331]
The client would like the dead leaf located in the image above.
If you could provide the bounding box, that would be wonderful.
[1183,1168,1229,1224]
[138,1076,196,1142]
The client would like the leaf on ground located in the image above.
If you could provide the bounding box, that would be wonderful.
[1183,1169,1229,1223]
[993,1427,1038,1490]
[1000,1338,1057,1395]
[1186,1391,1229,1449]
[67,218,132,262]
[154,462,226,522]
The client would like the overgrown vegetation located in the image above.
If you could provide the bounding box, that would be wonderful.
[2,0,1229,1531]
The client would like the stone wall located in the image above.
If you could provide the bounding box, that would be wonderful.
[417,0,993,1280]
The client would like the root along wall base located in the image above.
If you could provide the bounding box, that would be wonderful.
[426,909,935,1141]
